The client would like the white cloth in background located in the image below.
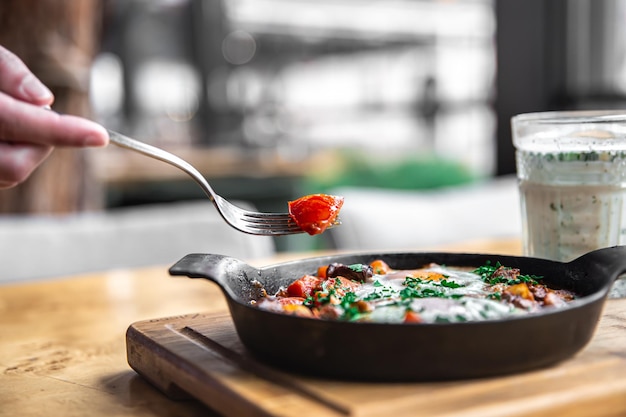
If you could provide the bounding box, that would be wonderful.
[328,175,521,251]
[0,201,275,283]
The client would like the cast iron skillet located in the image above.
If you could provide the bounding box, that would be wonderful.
[169,246,626,381]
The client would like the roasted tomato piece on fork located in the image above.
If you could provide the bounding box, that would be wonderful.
[288,194,344,235]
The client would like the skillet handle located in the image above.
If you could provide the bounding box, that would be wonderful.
[570,245,626,283]
[169,253,261,300]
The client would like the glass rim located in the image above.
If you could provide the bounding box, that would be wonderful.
[512,110,626,125]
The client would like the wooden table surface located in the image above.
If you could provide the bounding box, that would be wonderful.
[1,238,621,417]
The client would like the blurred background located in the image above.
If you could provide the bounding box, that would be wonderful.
[2,0,626,255]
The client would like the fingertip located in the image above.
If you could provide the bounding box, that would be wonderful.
[55,114,109,147]
[82,122,109,147]
[19,73,54,104]
[85,131,110,147]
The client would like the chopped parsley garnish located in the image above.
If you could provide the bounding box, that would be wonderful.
[304,279,345,307]
[487,292,502,301]
[473,261,543,286]
[338,292,362,321]
[348,264,366,273]
[404,277,424,287]
[342,292,358,304]
[363,285,396,301]
[434,316,451,323]
[400,286,446,299]
[404,276,464,289]
[279,259,565,324]
[440,279,463,288]
[400,276,464,299]
[473,261,499,279]
[303,295,315,307]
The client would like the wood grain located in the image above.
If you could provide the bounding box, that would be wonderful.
[127,301,626,417]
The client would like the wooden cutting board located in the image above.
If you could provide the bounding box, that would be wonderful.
[126,300,626,417]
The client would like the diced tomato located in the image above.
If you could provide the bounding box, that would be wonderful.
[303,276,362,308]
[317,264,330,279]
[288,194,344,235]
[370,259,392,275]
[286,275,323,298]
[326,277,360,295]
[404,310,423,323]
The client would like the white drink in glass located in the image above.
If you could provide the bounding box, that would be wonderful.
[512,111,626,262]
[517,149,626,261]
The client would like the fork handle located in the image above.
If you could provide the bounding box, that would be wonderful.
[43,106,219,205]
[107,129,217,202]
[43,105,219,204]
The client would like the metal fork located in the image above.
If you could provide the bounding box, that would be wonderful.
[107,129,308,236]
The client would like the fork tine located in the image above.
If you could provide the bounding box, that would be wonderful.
[243,217,342,235]
[244,220,301,231]
[249,226,302,235]
[223,203,296,226]
[242,216,296,225]
[215,201,300,235]
[241,222,302,236]
[247,216,342,226]
[240,211,294,219]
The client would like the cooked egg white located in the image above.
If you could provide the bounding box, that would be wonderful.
[356,265,521,324]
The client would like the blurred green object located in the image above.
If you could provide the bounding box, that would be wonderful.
[302,150,478,193]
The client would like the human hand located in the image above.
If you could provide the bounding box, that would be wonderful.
[0,45,109,189]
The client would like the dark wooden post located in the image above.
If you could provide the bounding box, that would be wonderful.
[0,0,103,213]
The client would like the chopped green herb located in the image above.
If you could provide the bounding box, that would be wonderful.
[363,291,382,301]
[434,316,451,323]
[440,279,463,288]
[472,261,543,286]
[339,292,363,321]
[273,258,570,324]
[399,286,447,299]
[303,295,315,307]
[404,277,425,287]
[487,292,502,300]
